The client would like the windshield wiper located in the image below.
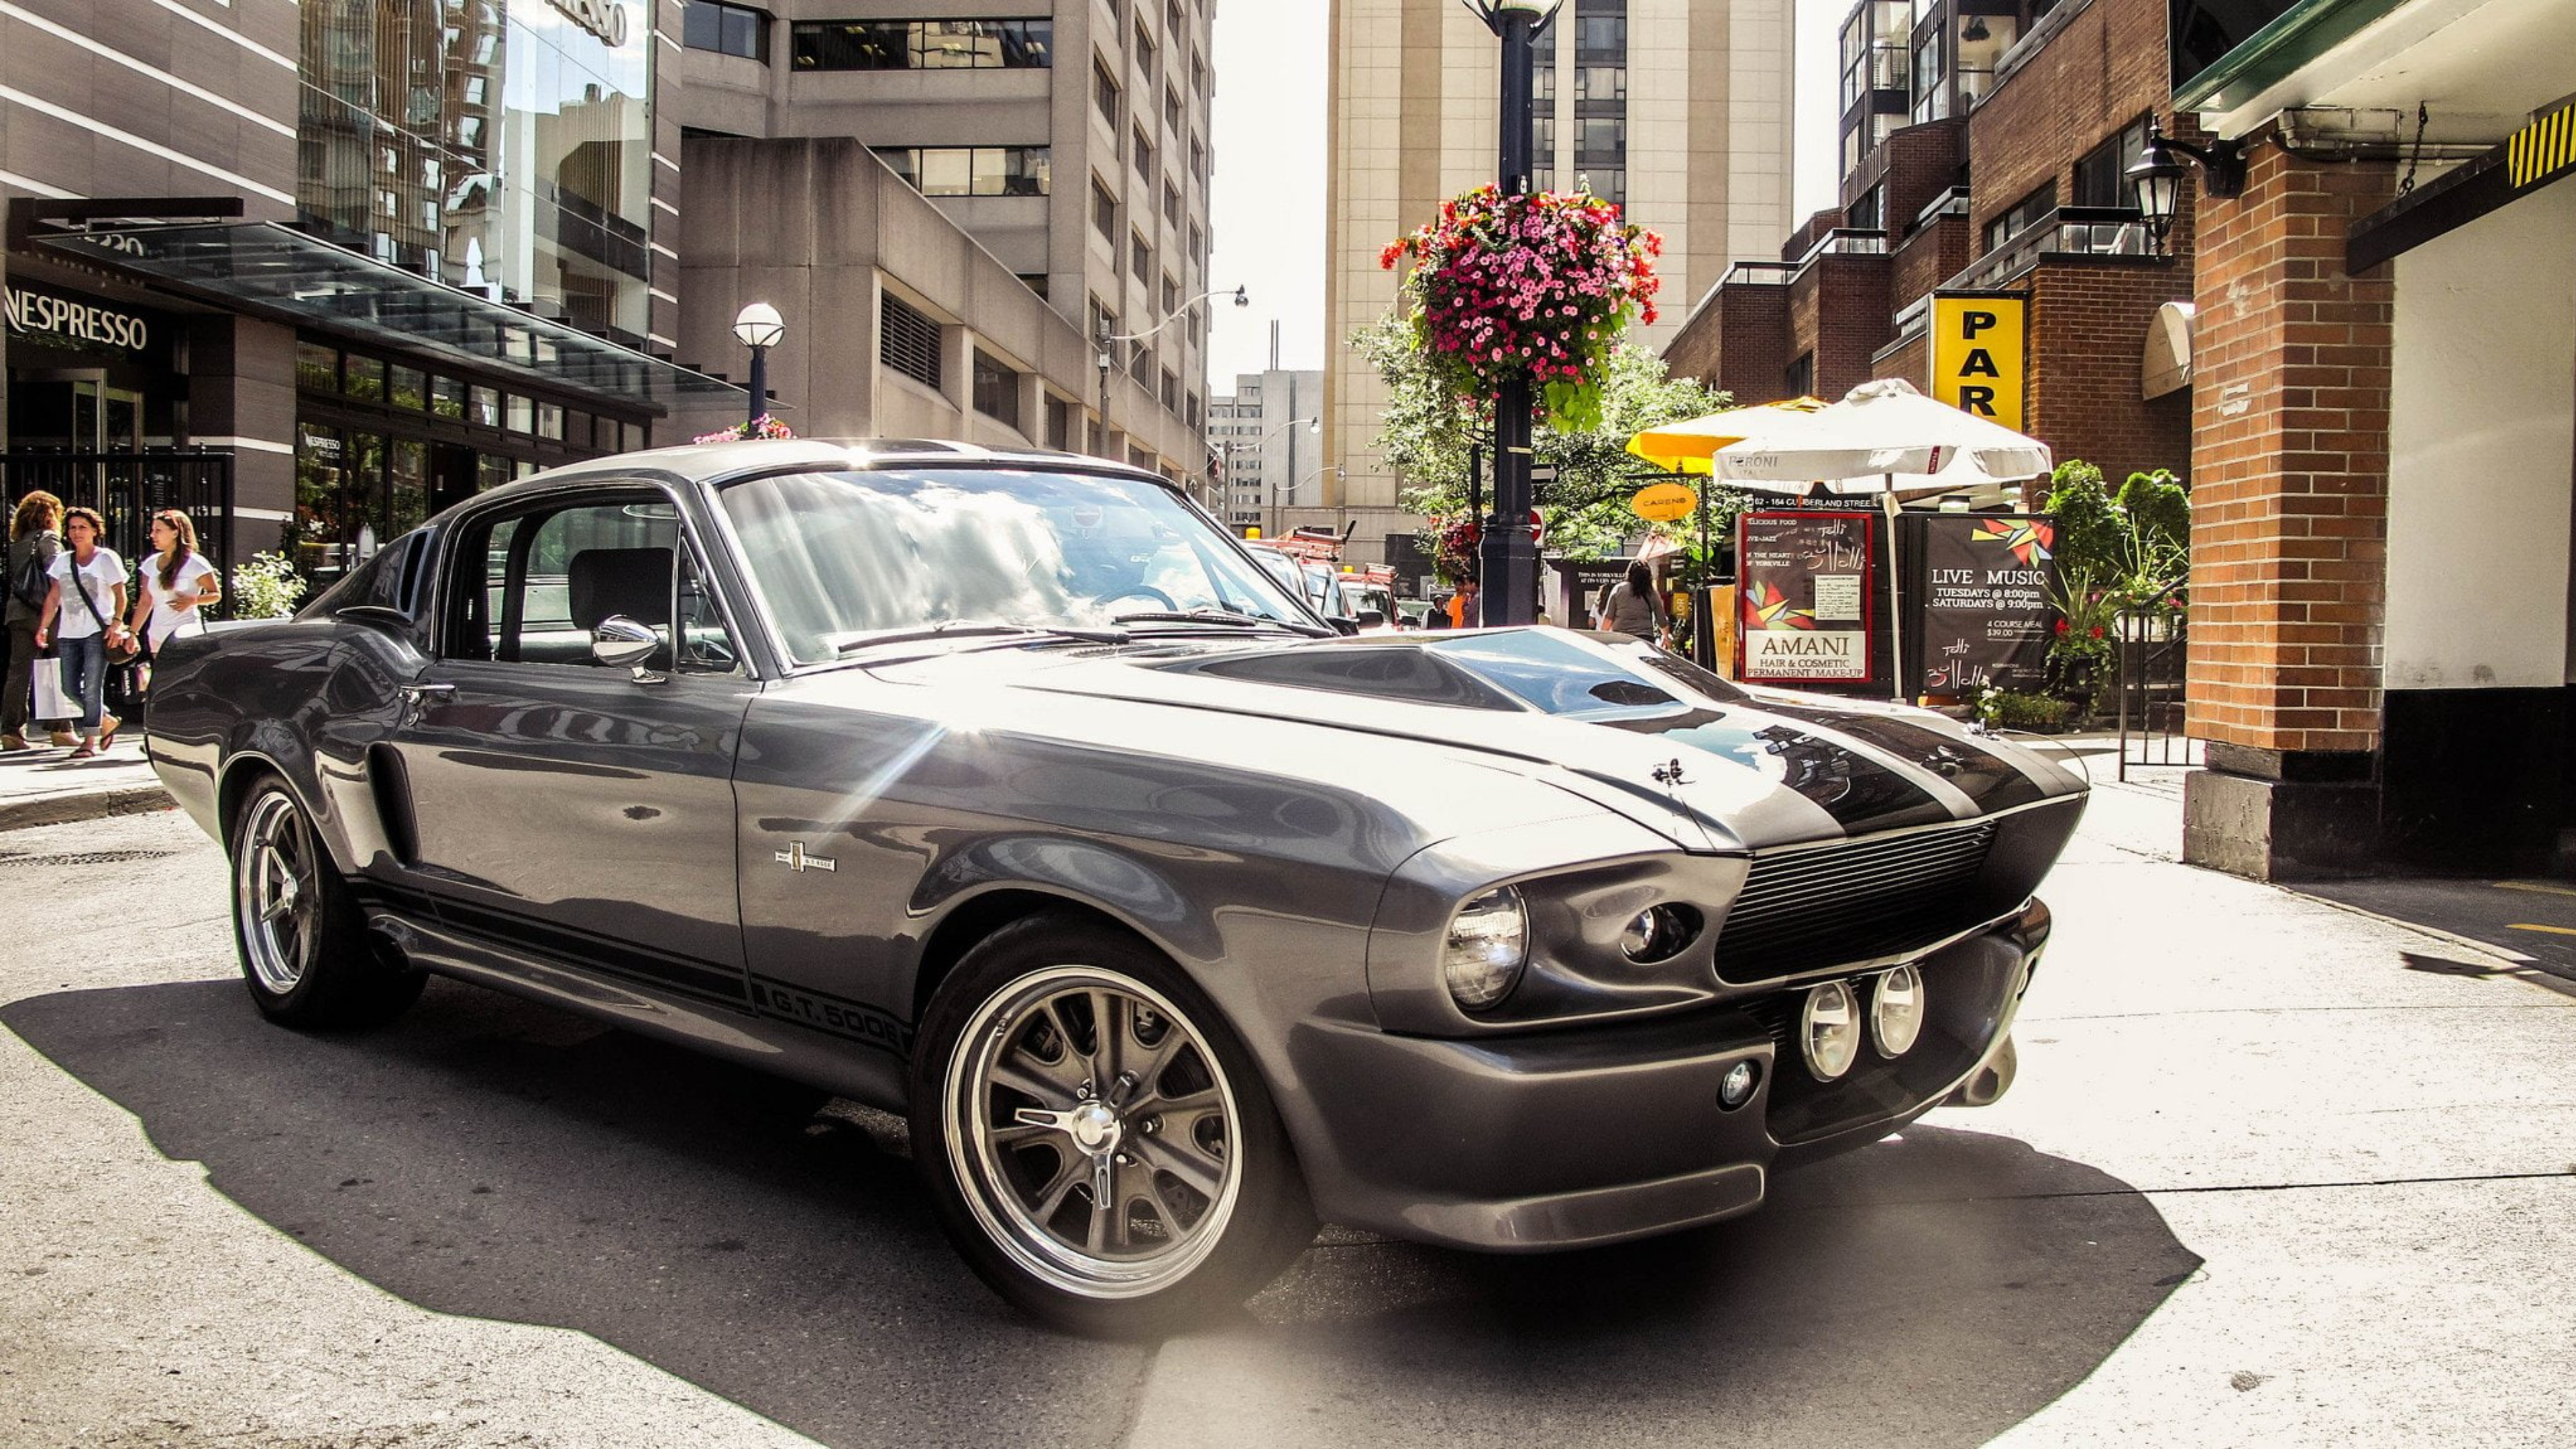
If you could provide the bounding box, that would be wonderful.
[835,620,1129,654]
[1112,607,1336,637]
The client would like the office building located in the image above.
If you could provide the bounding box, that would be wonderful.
[1323,0,1795,566]
[1205,368,1322,535]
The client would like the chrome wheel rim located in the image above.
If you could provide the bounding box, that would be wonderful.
[945,967,1244,1300]
[237,793,318,996]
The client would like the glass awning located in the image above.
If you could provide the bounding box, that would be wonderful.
[34,222,742,414]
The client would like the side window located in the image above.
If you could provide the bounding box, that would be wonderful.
[445,495,728,671]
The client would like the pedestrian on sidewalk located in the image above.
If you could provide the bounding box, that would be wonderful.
[4,490,74,751]
[1601,559,1667,647]
[123,508,219,724]
[32,506,132,760]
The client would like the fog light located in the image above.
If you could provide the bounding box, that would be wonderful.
[1871,963,1925,1057]
[1800,979,1861,1081]
[1717,1059,1760,1110]
[1617,904,1699,963]
[1442,885,1527,1011]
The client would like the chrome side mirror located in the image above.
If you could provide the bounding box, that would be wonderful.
[1355,608,1387,629]
[591,615,659,669]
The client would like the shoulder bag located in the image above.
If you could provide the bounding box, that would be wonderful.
[66,555,141,665]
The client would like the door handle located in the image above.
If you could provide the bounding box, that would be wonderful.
[397,682,457,698]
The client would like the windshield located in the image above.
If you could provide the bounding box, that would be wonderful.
[719,467,1318,663]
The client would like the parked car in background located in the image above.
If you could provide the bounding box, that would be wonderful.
[148,439,2086,1336]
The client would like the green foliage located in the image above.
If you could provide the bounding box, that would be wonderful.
[2043,460,2125,580]
[1354,316,1746,572]
[1976,687,2076,732]
[2116,469,2190,555]
[230,551,307,620]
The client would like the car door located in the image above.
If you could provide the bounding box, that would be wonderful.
[385,486,757,1011]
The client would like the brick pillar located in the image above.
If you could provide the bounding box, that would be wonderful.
[2181,133,2400,879]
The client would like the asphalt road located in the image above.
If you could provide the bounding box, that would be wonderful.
[2,791,2571,1448]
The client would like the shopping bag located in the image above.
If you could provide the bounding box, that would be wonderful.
[30,655,76,721]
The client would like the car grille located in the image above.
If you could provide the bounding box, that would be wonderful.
[1712,821,1999,981]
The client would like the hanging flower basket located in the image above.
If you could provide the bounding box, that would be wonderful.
[1381,185,1662,432]
[1432,514,1483,583]
[693,413,798,443]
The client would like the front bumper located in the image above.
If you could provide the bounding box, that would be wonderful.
[1288,898,2049,1251]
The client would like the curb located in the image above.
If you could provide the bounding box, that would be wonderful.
[0,785,176,835]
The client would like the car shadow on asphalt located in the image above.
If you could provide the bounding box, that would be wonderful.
[5,976,2198,1449]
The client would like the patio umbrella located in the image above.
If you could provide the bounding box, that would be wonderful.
[1709,380,2054,703]
[1623,395,1828,475]
[1708,378,2052,492]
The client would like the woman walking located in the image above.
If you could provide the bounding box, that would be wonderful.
[125,508,220,721]
[1601,559,1667,647]
[4,490,71,751]
[32,506,131,759]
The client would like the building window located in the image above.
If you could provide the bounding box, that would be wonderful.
[1847,183,1883,233]
[1912,28,1946,123]
[1575,1,1626,58]
[1162,272,1180,315]
[791,18,1052,70]
[1134,21,1157,78]
[684,2,771,62]
[1574,117,1625,166]
[1163,181,1181,227]
[1017,272,1050,299]
[880,291,944,390]
[1167,0,1185,41]
[1189,50,1206,97]
[1093,56,1122,123]
[875,146,1051,196]
[1187,221,1204,270]
[1189,135,1205,180]
[1982,180,2058,252]
[1091,176,1119,239]
[1131,230,1152,283]
[1161,369,1180,412]
[973,350,1022,426]
[1046,393,1075,449]
[1574,66,1625,103]
[1786,352,1814,399]
[2073,117,2152,209]
[1132,124,1156,179]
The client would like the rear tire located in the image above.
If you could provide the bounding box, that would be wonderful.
[229,777,423,1029]
[910,914,1314,1336]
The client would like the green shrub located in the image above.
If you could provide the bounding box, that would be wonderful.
[1976,688,2076,732]
[2043,460,2125,580]
[229,551,307,620]
[2116,469,2190,555]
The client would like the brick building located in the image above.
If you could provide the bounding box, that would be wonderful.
[1664,0,2197,488]
[2171,0,2576,877]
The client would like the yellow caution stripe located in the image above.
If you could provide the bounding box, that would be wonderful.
[2508,102,2576,191]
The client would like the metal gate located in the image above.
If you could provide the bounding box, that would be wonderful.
[0,451,236,576]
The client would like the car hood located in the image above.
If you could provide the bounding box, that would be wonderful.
[860,627,2086,852]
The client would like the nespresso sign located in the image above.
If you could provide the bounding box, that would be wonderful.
[4,286,150,352]
[546,0,630,47]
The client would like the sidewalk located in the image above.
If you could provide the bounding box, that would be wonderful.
[0,731,170,833]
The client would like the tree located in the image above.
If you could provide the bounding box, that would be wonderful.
[1350,315,1742,573]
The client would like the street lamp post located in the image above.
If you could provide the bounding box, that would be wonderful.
[731,302,784,428]
[1463,0,1564,627]
[1275,462,1344,541]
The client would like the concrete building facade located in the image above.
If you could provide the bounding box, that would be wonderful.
[663,0,1214,478]
[1205,367,1322,536]
[1,0,1210,585]
[1322,0,1794,567]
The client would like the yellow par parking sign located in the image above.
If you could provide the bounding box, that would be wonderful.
[1929,293,2026,432]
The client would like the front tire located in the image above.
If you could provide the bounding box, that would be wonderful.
[910,915,1314,1336]
[230,778,423,1028]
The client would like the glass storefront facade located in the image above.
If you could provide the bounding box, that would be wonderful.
[291,336,645,584]
[297,0,655,343]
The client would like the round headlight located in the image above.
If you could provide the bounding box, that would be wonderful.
[1617,903,1701,963]
[1442,885,1527,1011]
[1800,979,1861,1081]
[1871,963,1925,1057]
[1717,1059,1760,1110]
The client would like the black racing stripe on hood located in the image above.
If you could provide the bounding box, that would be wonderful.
[1735,700,2049,812]
[1593,707,1953,834]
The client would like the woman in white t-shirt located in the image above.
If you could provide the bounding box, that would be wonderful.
[127,509,221,655]
[32,505,131,758]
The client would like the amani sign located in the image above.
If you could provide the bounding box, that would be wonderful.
[1737,511,1874,683]
[1915,514,2055,694]
[1929,292,2026,431]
